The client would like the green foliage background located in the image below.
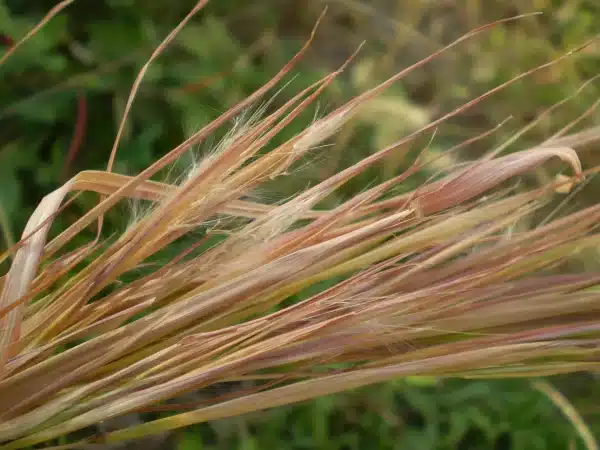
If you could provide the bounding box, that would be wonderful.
[2,0,600,448]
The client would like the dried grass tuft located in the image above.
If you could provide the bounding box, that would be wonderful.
[2,1,600,448]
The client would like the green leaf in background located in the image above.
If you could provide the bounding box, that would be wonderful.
[10,90,72,123]
[0,169,20,224]
[177,430,205,450]
[87,20,147,61]
[0,139,37,220]
[177,17,239,61]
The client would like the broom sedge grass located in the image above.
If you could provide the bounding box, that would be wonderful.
[2,1,600,448]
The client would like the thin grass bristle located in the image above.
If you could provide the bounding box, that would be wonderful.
[2,3,600,449]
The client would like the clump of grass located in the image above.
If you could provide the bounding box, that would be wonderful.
[2,1,600,448]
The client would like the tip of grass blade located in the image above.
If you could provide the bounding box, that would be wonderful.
[0,0,75,67]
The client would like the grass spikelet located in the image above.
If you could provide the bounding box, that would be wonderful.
[2,3,600,448]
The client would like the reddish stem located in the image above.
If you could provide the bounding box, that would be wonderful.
[62,92,88,180]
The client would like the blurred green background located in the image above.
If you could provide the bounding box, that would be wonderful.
[2,0,600,448]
